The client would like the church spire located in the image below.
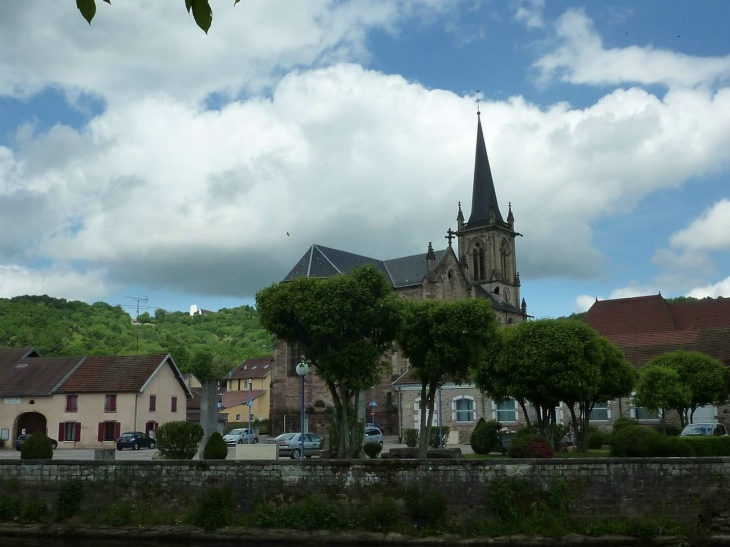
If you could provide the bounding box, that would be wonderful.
[467,112,504,226]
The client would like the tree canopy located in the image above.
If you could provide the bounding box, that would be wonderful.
[256,265,402,458]
[76,0,239,34]
[398,298,499,459]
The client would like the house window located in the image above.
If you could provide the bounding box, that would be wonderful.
[98,421,120,442]
[590,401,610,421]
[496,399,518,422]
[145,421,158,437]
[171,396,178,412]
[631,394,660,420]
[149,395,157,412]
[287,343,301,377]
[454,397,475,422]
[1,428,9,441]
[104,394,117,412]
[65,395,78,412]
[235,413,242,421]
[62,422,78,442]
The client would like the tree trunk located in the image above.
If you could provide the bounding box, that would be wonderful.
[518,399,531,428]
[580,402,593,453]
[198,379,219,460]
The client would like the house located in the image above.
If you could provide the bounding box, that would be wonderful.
[0,350,192,448]
[222,356,273,424]
[582,294,730,428]
[268,112,529,436]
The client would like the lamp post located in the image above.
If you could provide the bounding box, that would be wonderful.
[438,387,443,449]
[295,362,310,460]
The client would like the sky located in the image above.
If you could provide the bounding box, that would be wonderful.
[0,0,729,319]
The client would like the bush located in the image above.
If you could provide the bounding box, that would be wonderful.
[362,498,399,532]
[552,423,568,444]
[56,480,83,521]
[612,417,639,433]
[610,426,694,457]
[0,439,5,449]
[660,425,681,437]
[20,499,48,523]
[404,428,419,448]
[363,441,382,459]
[587,427,610,449]
[679,436,730,456]
[429,426,450,449]
[202,432,228,460]
[20,432,53,460]
[470,419,501,454]
[507,434,554,458]
[404,486,448,528]
[156,421,204,459]
[0,496,21,521]
[189,486,234,531]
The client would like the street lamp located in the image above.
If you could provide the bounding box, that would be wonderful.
[295,361,310,460]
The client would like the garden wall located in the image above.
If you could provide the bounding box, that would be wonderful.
[1,458,729,525]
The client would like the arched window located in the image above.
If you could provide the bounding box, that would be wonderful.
[472,242,485,281]
[452,396,475,422]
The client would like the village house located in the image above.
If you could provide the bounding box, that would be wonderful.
[221,356,273,425]
[268,112,530,439]
[0,349,192,449]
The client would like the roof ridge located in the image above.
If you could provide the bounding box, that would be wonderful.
[53,356,86,393]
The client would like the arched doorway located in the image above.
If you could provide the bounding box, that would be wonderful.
[15,412,47,439]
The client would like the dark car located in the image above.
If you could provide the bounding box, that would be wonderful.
[14,433,58,451]
[116,431,156,451]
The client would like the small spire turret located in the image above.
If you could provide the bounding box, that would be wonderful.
[507,202,514,230]
[426,242,435,272]
[457,201,464,230]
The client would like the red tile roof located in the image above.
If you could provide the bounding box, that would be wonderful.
[670,298,730,330]
[227,356,274,380]
[221,390,266,408]
[0,347,40,365]
[582,294,677,336]
[0,356,82,397]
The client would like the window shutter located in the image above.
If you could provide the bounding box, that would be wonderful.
[607,408,612,419]
[97,423,104,442]
[74,423,81,442]
[111,395,117,412]
[171,396,178,412]
[114,422,121,439]
[65,397,71,412]
[150,395,156,412]
[58,423,65,441]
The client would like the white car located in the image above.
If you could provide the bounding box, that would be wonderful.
[679,423,727,437]
[364,426,383,446]
[266,432,322,459]
[223,428,258,445]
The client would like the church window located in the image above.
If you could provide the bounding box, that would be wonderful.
[286,343,302,377]
[472,242,485,281]
[500,238,511,280]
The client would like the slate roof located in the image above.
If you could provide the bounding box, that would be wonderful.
[57,354,193,398]
[474,284,524,315]
[228,356,274,380]
[467,113,505,227]
[0,356,82,397]
[0,347,40,365]
[283,244,450,289]
[221,390,266,408]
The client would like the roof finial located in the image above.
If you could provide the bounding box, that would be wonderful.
[475,90,481,116]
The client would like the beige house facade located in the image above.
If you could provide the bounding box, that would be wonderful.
[0,350,192,449]
[222,356,273,423]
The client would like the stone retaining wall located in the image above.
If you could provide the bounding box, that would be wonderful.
[1,458,729,527]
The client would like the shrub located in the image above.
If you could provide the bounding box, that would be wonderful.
[189,486,234,531]
[363,441,382,459]
[612,417,639,434]
[362,498,399,532]
[20,432,53,460]
[514,425,540,437]
[552,423,568,444]
[56,480,83,521]
[507,434,554,458]
[429,426,450,449]
[0,439,5,449]
[679,436,730,456]
[404,486,448,528]
[470,419,501,454]
[0,496,21,521]
[404,428,419,448]
[610,426,694,457]
[202,432,228,460]
[20,499,48,523]
[587,427,610,449]
[156,421,203,459]
[660,425,681,437]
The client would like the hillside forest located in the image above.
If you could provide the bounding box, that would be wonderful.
[0,295,272,373]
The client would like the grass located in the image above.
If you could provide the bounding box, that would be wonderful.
[465,447,610,459]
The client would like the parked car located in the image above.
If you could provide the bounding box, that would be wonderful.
[679,423,728,437]
[364,426,383,446]
[266,432,322,459]
[223,428,258,445]
[14,434,58,451]
[116,431,156,450]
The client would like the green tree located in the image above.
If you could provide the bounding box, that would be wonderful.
[256,265,402,458]
[635,363,690,432]
[477,319,603,442]
[637,350,727,428]
[76,0,239,33]
[398,298,498,459]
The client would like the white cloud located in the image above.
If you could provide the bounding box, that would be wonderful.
[0,265,111,302]
[534,9,730,88]
[687,277,730,299]
[574,294,597,313]
[670,199,730,252]
[513,0,544,29]
[574,283,659,313]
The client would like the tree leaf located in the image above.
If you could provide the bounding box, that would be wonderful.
[185,0,193,14]
[191,0,212,33]
[103,0,111,4]
[234,0,241,5]
[76,0,96,25]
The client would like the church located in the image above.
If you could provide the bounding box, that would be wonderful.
[267,112,530,441]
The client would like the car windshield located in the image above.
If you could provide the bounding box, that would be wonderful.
[681,424,713,436]
[274,433,296,441]
[120,433,135,439]
[228,429,244,435]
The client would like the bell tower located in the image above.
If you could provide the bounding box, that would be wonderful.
[455,111,524,317]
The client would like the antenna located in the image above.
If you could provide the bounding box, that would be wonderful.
[124,296,152,355]
[475,89,482,115]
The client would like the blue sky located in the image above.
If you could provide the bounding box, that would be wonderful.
[0,1,729,319]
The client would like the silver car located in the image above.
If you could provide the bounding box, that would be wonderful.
[267,432,322,459]
[223,428,259,445]
[680,423,727,436]
[364,426,383,446]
